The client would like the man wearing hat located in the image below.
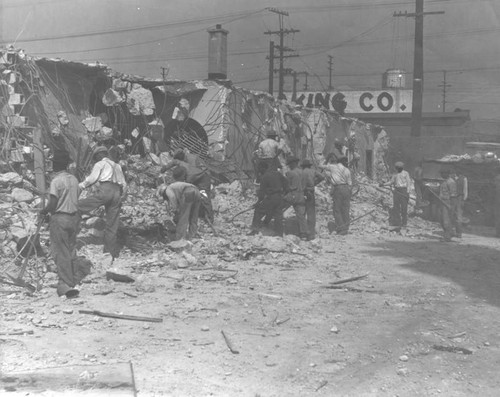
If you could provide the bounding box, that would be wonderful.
[439,168,461,241]
[40,151,81,298]
[78,146,127,262]
[254,130,282,182]
[380,161,412,228]
[301,159,325,239]
[321,155,352,235]
[285,156,308,239]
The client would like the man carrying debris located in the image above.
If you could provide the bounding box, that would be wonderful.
[322,156,352,235]
[254,130,282,182]
[250,162,287,236]
[285,156,309,239]
[78,146,127,262]
[40,151,81,298]
[157,167,201,240]
[439,168,462,241]
[301,159,325,240]
[161,150,213,223]
[380,161,412,228]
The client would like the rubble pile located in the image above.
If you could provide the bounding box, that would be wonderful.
[0,172,42,259]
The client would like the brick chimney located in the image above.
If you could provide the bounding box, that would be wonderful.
[207,24,228,80]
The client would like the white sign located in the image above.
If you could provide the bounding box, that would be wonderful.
[286,89,413,114]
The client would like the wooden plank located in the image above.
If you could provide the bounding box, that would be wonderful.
[0,362,136,395]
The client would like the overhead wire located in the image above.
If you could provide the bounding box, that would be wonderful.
[3,9,266,44]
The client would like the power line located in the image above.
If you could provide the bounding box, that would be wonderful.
[30,11,264,57]
[1,9,265,44]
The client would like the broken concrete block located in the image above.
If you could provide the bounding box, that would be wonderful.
[0,172,22,186]
[182,251,198,266]
[176,258,189,269]
[8,93,22,105]
[96,126,113,141]
[159,152,172,166]
[82,116,103,133]
[102,88,123,106]
[167,239,193,253]
[126,84,155,116]
[11,188,33,203]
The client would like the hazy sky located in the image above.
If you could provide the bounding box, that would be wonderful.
[1,0,499,120]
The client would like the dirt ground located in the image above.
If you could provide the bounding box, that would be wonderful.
[2,205,500,396]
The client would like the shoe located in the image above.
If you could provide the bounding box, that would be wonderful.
[57,280,79,299]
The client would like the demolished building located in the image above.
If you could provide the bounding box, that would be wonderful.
[0,47,390,190]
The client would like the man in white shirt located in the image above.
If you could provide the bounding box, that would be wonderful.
[321,156,352,235]
[380,161,412,227]
[78,146,127,262]
[254,130,282,182]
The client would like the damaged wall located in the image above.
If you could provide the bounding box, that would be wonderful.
[0,47,391,185]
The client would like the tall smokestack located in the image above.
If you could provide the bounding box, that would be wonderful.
[207,24,228,80]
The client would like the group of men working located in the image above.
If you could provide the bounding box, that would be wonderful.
[250,130,353,239]
[39,128,500,299]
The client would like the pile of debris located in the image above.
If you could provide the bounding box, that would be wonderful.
[0,172,42,258]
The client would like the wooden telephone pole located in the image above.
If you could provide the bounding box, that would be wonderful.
[264,8,299,99]
[438,70,451,113]
[394,0,444,138]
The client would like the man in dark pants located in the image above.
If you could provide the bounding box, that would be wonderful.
[439,168,462,241]
[285,156,308,239]
[40,151,80,298]
[78,146,127,262]
[380,161,412,228]
[301,159,325,240]
[158,167,201,240]
[250,162,287,236]
[322,156,352,235]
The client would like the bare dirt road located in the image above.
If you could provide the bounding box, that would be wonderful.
[2,212,500,396]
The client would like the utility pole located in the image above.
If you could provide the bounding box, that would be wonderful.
[394,1,444,137]
[328,55,334,90]
[292,71,298,101]
[161,66,169,81]
[293,71,309,95]
[303,71,309,90]
[438,70,451,113]
[264,8,299,99]
[268,41,274,94]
